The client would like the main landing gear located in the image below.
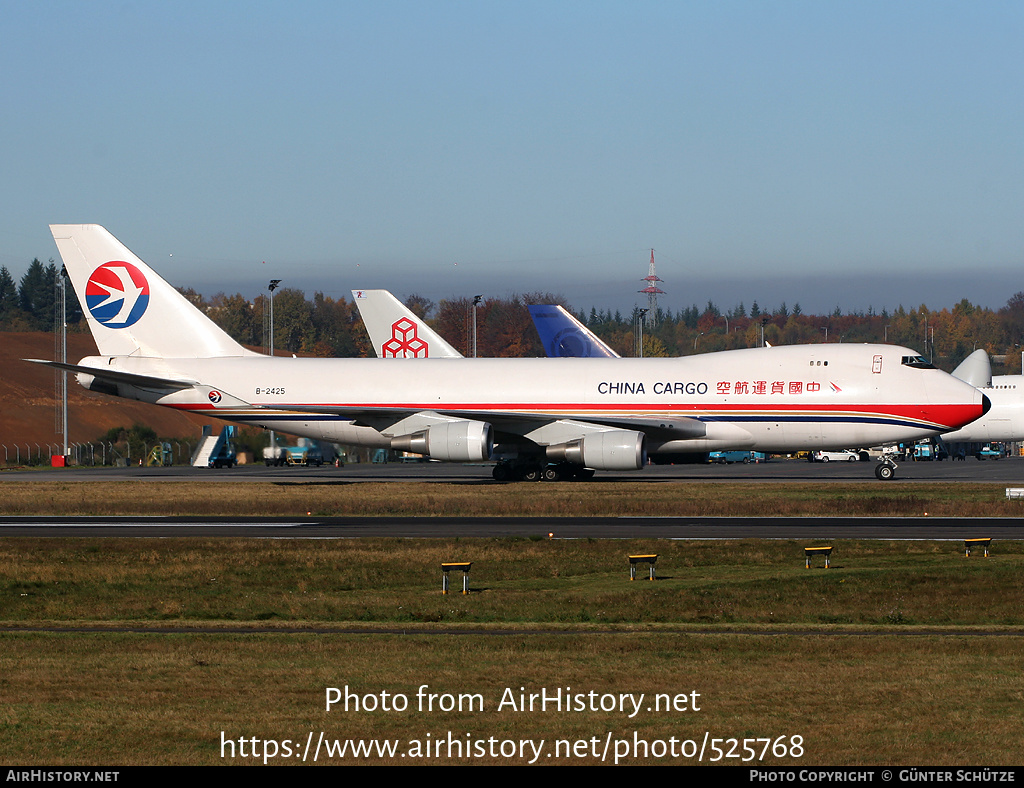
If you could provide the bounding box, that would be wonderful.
[874,457,898,480]
[492,460,595,482]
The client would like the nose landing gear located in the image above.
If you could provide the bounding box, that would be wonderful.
[875,457,898,480]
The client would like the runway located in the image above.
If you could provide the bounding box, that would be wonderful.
[2,514,1023,539]
[7,454,1024,484]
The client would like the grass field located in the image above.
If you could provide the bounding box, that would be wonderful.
[2,534,1023,765]
[3,632,1021,766]
[0,479,1020,516]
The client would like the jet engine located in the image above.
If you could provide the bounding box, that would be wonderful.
[390,420,493,462]
[546,429,646,471]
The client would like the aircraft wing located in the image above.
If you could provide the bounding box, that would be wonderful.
[274,404,707,442]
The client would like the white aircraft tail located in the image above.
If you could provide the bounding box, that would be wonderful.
[951,349,992,388]
[351,289,462,358]
[50,224,256,358]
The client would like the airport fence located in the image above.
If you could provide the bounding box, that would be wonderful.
[0,441,196,467]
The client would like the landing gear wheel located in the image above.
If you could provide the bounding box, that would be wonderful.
[492,463,512,482]
[542,466,563,482]
[875,463,895,480]
[519,465,542,482]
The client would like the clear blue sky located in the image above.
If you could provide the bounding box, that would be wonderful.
[2,1,1022,315]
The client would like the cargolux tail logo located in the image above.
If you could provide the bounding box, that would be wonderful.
[85,261,150,328]
[382,318,428,358]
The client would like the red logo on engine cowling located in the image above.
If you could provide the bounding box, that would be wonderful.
[382,318,429,358]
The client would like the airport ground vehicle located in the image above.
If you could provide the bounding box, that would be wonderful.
[286,441,324,466]
[912,441,941,460]
[264,439,327,466]
[709,450,767,463]
[192,426,236,468]
[976,442,1007,460]
[811,450,860,462]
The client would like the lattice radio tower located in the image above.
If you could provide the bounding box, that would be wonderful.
[638,249,666,326]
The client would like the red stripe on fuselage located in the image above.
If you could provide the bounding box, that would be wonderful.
[171,400,984,430]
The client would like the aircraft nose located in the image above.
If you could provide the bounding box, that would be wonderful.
[982,392,992,416]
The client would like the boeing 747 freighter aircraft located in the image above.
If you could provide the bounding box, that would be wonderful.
[37,225,988,481]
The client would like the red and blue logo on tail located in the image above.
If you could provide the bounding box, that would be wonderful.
[85,261,150,328]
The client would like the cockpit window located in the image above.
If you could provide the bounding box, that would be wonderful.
[901,355,936,369]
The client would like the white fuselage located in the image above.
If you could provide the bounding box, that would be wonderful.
[77,343,988,457]
[942,375,1024,443]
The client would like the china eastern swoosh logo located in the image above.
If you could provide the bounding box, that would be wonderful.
[85,262,150,328]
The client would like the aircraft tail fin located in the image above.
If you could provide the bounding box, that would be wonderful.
[351,289,462,358]
[528,304,621,358]
[951,348,992,388]
[50,224,256,358]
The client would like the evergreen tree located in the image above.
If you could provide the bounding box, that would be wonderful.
[0,266,17,320]
[19,259,56,329]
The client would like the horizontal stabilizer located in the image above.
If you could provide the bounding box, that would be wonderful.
[24,359,197,390]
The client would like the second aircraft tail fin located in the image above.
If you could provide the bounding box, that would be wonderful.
[951,349,992,388]
[528,304,621,358]
[351,289,462,358]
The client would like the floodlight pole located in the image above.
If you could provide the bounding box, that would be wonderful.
[635,309,649,357]
[58,263,68,458]
[267,279,281,450]
[472,295,482,358]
